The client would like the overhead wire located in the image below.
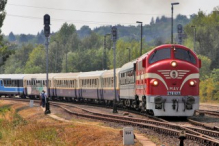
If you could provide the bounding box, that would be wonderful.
[7,14,137,25]
[8,3,169,16]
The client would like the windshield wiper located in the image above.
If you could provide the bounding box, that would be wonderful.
[187,51,192,61]
[150,50,157,62]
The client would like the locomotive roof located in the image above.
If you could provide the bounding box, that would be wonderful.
[120,59,137,72]
[137,44,193,61]
[102,68,120,78]
[78,70,106,78]
[0,74,26,79]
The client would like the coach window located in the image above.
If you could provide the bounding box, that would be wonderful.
[149,48,171,64]
[73,80,75,88]
[70,80,72,88]
[174,48,196,64]
[56,80,58,87]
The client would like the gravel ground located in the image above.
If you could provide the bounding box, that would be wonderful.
[2,99,219,146]
[49,103,215,146]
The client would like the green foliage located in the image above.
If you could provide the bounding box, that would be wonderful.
[200,69,219,102]
[197,55,211,80]
[0,0,7,42]
[24,45,45,73]
[12,113,27,127]
[0,131,2,140]
[78,25,92,38]
[184,10,219,69]
[0,105,11,115]
[4,44,34,73]
[8,32,16,42]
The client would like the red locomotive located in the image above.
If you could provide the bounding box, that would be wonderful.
[135,44,201,116]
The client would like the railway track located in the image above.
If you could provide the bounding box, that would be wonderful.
[2,97,219,145]
[196,109,219,117]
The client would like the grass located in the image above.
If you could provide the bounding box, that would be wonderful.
[0,103,129,146]
[0,105,65,145]
[0,100,143,145]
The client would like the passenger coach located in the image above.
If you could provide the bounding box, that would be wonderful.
[0,74,25,98]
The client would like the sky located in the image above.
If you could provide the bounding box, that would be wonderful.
[2,0,219,35]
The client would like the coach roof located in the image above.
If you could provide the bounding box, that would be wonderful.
[120,59,137,72]
[53,73,81,79]
[78,70,106,78]
[0,74,26,79]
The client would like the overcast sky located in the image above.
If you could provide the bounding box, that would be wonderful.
[2,0,219,35]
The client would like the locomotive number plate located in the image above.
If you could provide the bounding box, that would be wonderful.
[167,91,181,96]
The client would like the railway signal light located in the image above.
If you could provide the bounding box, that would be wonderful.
[177,24,183,33]
[44,14,50,25]
[111,26,117,42]
[177,24,183,44]
[44,14,50,37]
[44,25,50,37]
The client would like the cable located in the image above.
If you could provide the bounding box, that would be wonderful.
[7,13,138,25]
[8,3,169,16]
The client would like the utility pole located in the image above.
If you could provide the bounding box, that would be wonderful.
[127,48,131,61]
[111,26,118,113]
[103,34,111,70]
[171,2,179,44]
[44,14,51,114]
[191,25,196,52]
[136,21,143,55]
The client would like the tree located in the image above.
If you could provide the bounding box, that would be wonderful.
[78,25,92,38]
[184,10,219,69]
[8,32,16,42]
[24,45,45,73]
[19,34,28,43]
[197,55,211,80]
[36,33,44,44]
[150,17,155,25]
[81,32,101,50]
[0,0,7,42]
[4,44,34,73]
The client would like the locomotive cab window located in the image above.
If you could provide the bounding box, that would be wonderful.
[174,48,196,64]
[149,48,171,64]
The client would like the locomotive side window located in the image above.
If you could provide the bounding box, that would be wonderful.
[149,48,171,64]
[174,48,196,64]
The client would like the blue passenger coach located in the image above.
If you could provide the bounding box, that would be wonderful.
[0,74,25,97]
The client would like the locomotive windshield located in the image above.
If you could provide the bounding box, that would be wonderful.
[149,48,171,64]
[174,48,196,64]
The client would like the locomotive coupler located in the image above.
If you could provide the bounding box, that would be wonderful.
[182,98,186,112]
[172,99,176,110]
[176,99,179,112]
[162,99,166,111]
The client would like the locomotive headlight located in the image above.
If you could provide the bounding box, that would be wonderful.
[189,80,196,86]
[171,61,177,67]
[153,80,158,86]
[151,79,159,86]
